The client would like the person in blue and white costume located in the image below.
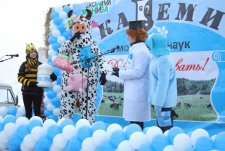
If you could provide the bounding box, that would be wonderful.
[112,21,151,130]
[148,33,177,132]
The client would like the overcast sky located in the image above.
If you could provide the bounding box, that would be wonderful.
[0,0,96,93]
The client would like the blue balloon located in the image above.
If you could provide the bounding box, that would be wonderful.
[8,133,22,151]
[151,134,169,151]
[44,87,53,93]
[58,22,66,33]
[47,125,61,139]
[66,135,82,151]
[16,125,30,140]
[125,124,142,138]
[167,126,184,144]
[214,132,225,151]
[51,97,60,107]
[50,9,58,19]
[44,110,53,117]
[62,31,72,39]
[139,142,153,151]
[110,130,127,147]
[63,6,71,13]
[96,140,115,151]
[47,91,56,99]
[59,119,74,130]
[7,106,17,116]
[3,115,16,125]
[47,114,58,121]
[53,17,62,26]
[56,76,62,85]
[53,66,61,76]
[91,121,107,132]
[0,122,3,131]
[77,126,92,141]
[52,42,61,51]
[48,35,57,44]
[34,134,52,150]
[194,136,213,151]
[28,119,43,131]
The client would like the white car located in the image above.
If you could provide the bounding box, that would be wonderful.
[0,83,18,107]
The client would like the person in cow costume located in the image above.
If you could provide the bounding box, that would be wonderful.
[58,9,106,124]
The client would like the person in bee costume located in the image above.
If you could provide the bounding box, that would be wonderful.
[148,33,177,132]
[111,21,151,130]
[17,43,57,119]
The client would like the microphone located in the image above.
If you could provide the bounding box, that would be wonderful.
[108,45,119,53]
[6,54,19,57]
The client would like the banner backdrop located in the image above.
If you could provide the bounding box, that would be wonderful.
[48,0,225,122]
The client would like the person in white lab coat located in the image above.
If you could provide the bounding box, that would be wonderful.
[111,21,151,130]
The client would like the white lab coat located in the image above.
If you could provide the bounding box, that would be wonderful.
[119,42,151,122]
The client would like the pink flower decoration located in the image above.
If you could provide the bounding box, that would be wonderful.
[66,73,87,93]
[53,56,73,73]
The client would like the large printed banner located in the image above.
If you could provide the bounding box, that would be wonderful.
[49,0,225,122]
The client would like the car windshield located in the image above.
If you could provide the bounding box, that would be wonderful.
[0,88,14,103]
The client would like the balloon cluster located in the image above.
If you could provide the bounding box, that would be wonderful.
[43,5,74,120]
[1,116,225,151]
[0,106,25,118]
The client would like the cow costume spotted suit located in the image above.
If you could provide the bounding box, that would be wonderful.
[58,9,106,124]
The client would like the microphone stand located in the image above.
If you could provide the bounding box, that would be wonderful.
[0,56,13,63]
[71,48,116,120]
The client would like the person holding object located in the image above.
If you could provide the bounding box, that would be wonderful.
[17,43,57,119]
[57,9,107,124]
[148,33,177,132]
[111,21,151,130]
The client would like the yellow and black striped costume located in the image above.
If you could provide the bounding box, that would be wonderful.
[17,61,43,95]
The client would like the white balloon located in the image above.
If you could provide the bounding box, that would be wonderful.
[92,130,108,146]
[0,116,3,122]
[43,119,57,131]
[16,117,29,127]
[0,131,9,144]
[57,36,66,45]
[57,93,62,99]
[0,142,8,150]
[52,29,61,38]
[117,140,134,151]
[53,85,62,93]
[173,133,192,151]
[82,137,97,151]
[107,123,122,137]
[47,103,55,111]
[52,134,68,149]
[146,126,163,142]
[76,119,90,130]
[22,134,35,150]
[17,106,25,115]
[48,49,57,57]
[191,128,209,145]
[50,21,57,31]
[0,106,8,117]
[53,108,60,116]
[59,11,67,20]
[31,126,45,142]
[129,132,148,149]
[163,145,176,151]
[54,5,63,13]
[4,123,16,137]
[30,116,43,123]
[211,135,216,141]
[62,125,77,141]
